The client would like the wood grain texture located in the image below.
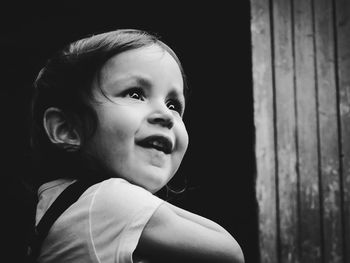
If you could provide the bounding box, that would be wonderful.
[251,0,278,262]
[335,0,350,262]
[293,0,322,261]
[272,0,299,262]
[252,0,350,262]
[314,0,343,262]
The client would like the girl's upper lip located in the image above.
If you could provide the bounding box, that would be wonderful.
[136,134,174,154]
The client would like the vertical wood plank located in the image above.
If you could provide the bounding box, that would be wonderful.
[335,0,350,262]
[251,0,278,262]
[252,0,349,261]
[314,0,343,262]
[293,0,322,261]
[272,0,299,262]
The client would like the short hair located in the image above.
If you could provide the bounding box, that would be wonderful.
[30,29,189,185]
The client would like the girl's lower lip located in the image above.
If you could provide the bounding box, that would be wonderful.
[137,146,167,166]
[136,143,169,155]
[139,146,166,155]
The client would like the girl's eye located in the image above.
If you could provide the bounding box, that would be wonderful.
[166,99,184,115]
[124,88,145,101]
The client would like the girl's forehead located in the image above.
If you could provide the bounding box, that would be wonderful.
[97,45,184,92]
[102,45,173,72]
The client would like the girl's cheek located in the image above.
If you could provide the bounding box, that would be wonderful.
[176,123,189,152]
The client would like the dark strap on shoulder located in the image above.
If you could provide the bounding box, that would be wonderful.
[32,180,96,259]
[37,180,93,240]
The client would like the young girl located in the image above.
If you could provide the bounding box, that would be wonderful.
[30,29,244,263]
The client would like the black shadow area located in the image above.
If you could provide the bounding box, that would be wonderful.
[0,2,259,262]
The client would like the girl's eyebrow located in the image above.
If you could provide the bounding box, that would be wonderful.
[102,74,152,93]
[132,75,153,87]
[109,74,183,92]
[109,74,153,87]
[168,89,185,102]
[105,74,184,100]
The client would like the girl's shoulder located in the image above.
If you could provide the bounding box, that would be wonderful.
[89,178,164,215]
[86,178,166,262]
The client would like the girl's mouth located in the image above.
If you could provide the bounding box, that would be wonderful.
[136,135,173,154]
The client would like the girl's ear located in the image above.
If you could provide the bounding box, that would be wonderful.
[43,107,81,150]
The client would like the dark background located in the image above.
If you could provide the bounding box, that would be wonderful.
[1,1,259,262]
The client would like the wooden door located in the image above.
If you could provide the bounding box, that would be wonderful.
[251,0,350,262]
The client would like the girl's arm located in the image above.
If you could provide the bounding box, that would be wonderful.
[134,202,245,263]
[165,202,235,236]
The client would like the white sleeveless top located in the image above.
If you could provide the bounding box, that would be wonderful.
[36,178,164,263]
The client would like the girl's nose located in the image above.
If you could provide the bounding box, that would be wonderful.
[148,106,174,129]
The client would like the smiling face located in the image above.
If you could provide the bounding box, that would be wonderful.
[84,45,189,193]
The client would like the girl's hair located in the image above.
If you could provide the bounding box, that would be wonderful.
[30,29,189,186]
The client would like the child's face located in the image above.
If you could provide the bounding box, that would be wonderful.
[85,45,189,193]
